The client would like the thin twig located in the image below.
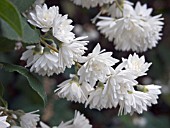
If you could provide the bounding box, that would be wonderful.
[40,39,59,53]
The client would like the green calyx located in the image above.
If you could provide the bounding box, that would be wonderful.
[98,81,104,89]
[136,85,149,93]
[33,44,43,54]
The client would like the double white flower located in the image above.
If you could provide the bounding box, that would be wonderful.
[78,43,119,87]
[21,45,64,76]
[55,74,93,103]
[97,1,164,52]
[118,84,162,115]
[28,4,58,32]
[122,53,152,77]
[52,14,75,43]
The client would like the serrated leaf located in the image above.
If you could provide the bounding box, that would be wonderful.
[0,62,47,105]
[0,17,40,44]
[0,37,16,52]
[10,0,35,12]
[0,0,22,37]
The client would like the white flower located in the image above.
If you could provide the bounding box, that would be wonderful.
[28,4,59,32]
[55,75,87,103]
[122,53,152,77]
[52,14,75,43]
[118,90,152,115]
[144,84,161,104]
[70,0,114,9]
[21,45,64,76]
[20,110,40,128]
[97,2,163,52]
[72,110,92,128]
[134,2,164,51]
[118,84,161,115]
[0,113,10,128]
[29,50,63,76]
[78,43,119,87]
[58,36,88,69]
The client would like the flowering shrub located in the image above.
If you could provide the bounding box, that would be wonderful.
[0,0,166,127]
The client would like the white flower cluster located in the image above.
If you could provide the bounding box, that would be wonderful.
[96,1,164,52]
[22,4,88,76]
[55,44,161,115]
[20,0,162,116]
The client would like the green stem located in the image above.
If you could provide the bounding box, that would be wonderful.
[40,38,59,53]
[115,0,123,14]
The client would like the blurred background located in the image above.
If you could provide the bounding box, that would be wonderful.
[0,0,170,127]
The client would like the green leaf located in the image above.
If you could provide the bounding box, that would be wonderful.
[0,17,40,44]
[0,37,16,52]
[0,62,47,105]
[10,0,35,12]
[0,0,22,37]
[0,19,20,40]
[51,100,73,125]
[22,18,40,43]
